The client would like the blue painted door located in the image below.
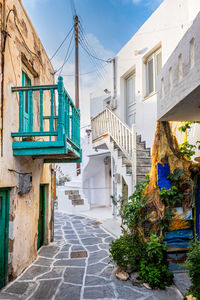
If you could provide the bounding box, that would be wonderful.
[22,71,31,132]
[196,176,200,236]
[0,190,9,289]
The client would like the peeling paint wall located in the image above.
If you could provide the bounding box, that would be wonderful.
[0,0,54,279]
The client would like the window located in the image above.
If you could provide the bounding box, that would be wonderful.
[126,74,136,127]
[146,48,162,96]
[22,71,32,132]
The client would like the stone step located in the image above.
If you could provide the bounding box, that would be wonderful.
[136,149,151,158]
[137,157,152,166]
[136,142,147,151]
[72,199,84,206]
[68,195,82,201]
[65,190,79,195]
[137,165,151,175]
[122,157,132,166]
[136,175,147,184]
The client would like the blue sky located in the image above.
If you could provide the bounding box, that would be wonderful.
[22,0,163,127]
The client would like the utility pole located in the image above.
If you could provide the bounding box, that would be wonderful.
[74,15,79,108]
[74,15,81,175]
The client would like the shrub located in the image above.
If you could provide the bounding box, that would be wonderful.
[122,176,149,230]
[110,232,145,272]
[139,235,173,289]
[185,238,200,298]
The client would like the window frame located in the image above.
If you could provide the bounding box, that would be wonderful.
[145,48,162,97]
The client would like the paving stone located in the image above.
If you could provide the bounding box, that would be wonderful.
[86,245,99,252]
[55,283,82,300]
[173,272,191,296]
[20,265,50,280]
[83,284,116,299]
[85,275,111,286]
[104,236,115,243]
[88,250,108,265]
[152,286,182,300]
[115,284,151,299]
[31,279,61,300]
[0,292,21,299]
[4,282,30,295]
[81,237,102,245]
[64,235,77,240]
[71,245,86,252]
[66,239,80,244]
[55,252,69,259]
[100,265,114,279]
[64,267,85,284]
[38,245,60,258]
[61,244,71,251]
[95,233,110,238]
[87,262,107,275]
[34,257,54,266]
[54,235,63,241]
[37,267,64,279]
[99,243,110,250]
[54,258,86,267]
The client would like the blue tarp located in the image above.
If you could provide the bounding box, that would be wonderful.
[157,163,171,190]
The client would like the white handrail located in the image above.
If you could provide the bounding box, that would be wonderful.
[91,107,136,188]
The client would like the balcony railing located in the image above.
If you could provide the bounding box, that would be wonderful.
[11,77,81,163]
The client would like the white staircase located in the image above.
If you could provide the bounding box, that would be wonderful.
[91,108,151,196]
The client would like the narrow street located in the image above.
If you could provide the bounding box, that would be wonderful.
[0,212,182,300]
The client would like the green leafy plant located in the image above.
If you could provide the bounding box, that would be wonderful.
[178,142,196,160]
[185,237,200,298]
[139,235,173,289]
[122,176,149,230]
[110,232,145,272]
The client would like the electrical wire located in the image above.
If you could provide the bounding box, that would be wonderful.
[54,31,74,75]
[61,69,97,77]
[50,26,74,61]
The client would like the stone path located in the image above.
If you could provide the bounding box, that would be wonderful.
[0,212,183,300]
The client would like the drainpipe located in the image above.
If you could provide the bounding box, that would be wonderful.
[0,0,6,157]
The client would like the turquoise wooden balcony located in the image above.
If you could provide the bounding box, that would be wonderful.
[11,77,81,163]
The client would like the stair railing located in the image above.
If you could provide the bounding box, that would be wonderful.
[91,107,136,188]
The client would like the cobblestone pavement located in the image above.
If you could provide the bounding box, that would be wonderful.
[0,212,183,300]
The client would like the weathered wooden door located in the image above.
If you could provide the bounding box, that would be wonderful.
[0,190,9,289]
[37,185,45,250]
[22,71,31,132]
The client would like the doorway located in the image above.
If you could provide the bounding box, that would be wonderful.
[37,185,46,250]
[0,190,9,289]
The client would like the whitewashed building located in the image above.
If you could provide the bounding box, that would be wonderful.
[90,0,200,207]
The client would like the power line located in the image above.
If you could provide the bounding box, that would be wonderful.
[50,26,74,61]
[79,34,106,81]
[80,42,111,63]
[61,69,97,77]
[54,31,74,75]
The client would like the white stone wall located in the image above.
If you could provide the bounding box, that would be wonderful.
[113,0,200,149]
